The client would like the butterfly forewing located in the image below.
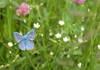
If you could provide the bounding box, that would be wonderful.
[14,32,23,42]
[27,29,36,40]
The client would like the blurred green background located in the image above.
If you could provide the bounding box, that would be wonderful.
[0,0,100,70]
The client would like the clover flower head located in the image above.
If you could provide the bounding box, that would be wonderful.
[16,2,30,16]
[74,0,85,4]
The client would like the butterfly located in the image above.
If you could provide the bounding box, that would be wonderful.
[13,29,36,50]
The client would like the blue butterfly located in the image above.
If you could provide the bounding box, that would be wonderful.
[13,29,36,50]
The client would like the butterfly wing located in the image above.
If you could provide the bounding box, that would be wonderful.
[13,32,23,42]
[18,40,26,50]
[27,29,36,40]
[18,40,34,50]
[25,40,34,50]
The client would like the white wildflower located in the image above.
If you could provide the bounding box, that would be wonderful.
[78,38,83,43]
[58,20,64,26]
[74,46,79,49]
[8,42,13,47]
[9,51,12,54]
[74,35,77,38]
[55,33,62,38]
[67,54,70,58]
[49,30,53,36]
[63,37,70,42]
[33,23,40,29]
[88,9,90,12]
[81,26,85,31]
[40,34,44,37]
[40,3,44,6]
[23,19,27,23]
[77,62,82,68]
[50,51,54,56]
[49,32,53,36]
[97,45,100,50]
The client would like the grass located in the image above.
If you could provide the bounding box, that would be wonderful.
[0,0,100,70]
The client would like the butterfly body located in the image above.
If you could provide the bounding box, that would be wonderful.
[14,29,36,50]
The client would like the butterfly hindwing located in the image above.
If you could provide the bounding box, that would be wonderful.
[18,40,26,50]
[27,29,36,40]
[25,40,34,50]
[18,40,34,50]
[14,32,22,42]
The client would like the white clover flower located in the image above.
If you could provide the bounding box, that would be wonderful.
[33,23,40,29]
[49,51,54,55]
[77,62,82,68]
[55,33,62,38]
[97,45,100,50]
[8,42,13,47]
[81,26,85,31]
[63,37,70,42]
[78,38,83,43]
[58,20,65,26]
